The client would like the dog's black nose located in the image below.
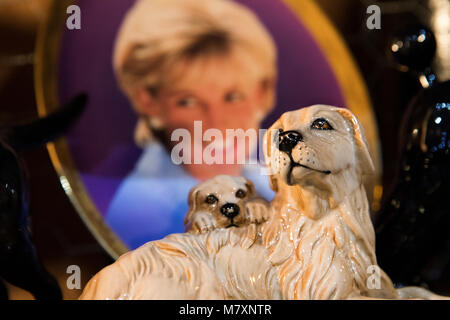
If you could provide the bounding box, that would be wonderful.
[220,203,240,219]
[277,130,303,153]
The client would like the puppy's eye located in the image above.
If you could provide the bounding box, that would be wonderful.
[205,194,218,205]
[235,189,246,198]
[311,118,333,130]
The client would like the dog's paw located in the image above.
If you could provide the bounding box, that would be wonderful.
[245,199,270,224]
[190,212,217,234]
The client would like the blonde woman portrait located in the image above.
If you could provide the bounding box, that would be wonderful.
[105,0,277,248]
[57,0,347,251]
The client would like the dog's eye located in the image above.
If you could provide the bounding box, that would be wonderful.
[311,118,333,130]
[235,189,246,198]
[205,194,218,205]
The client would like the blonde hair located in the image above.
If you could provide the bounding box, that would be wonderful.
[113,0,277,147]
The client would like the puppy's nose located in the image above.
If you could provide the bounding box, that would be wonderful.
[277,130,303,153]
[220,203,240,219]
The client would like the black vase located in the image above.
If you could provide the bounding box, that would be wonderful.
[375,80,450,290]
[375,22,450,293]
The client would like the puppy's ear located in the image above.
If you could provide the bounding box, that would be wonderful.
[263,118,283,192]
[244,178,256,197]
[335,108,375,175]
[185,186,200,226]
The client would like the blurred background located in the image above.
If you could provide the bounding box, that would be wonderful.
[0,0,449,299]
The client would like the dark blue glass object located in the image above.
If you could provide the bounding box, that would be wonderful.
[376,24,450,292]
[0,94,86,300]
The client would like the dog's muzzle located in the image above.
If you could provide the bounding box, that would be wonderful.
[221,203,240,228]
[276,130,331,182]
[220,203,240,219]
[277,130,303,153]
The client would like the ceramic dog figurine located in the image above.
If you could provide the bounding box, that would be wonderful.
[0,94,87,300]
[184,175,269,234]
[79,105,448,300]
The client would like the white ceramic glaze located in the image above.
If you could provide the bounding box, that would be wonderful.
[79,105,449,300]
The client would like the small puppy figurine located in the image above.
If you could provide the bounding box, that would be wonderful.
[184,175,269,234]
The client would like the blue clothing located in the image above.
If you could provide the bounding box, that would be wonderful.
[106,142,274,249]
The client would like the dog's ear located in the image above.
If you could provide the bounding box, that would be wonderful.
[185,186,200,226]
[244,178,256,197]
[335,108,375,175]
[263,118,283,193]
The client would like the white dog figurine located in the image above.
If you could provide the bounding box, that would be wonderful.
[184,175,269,234]
[79,105,448,300]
